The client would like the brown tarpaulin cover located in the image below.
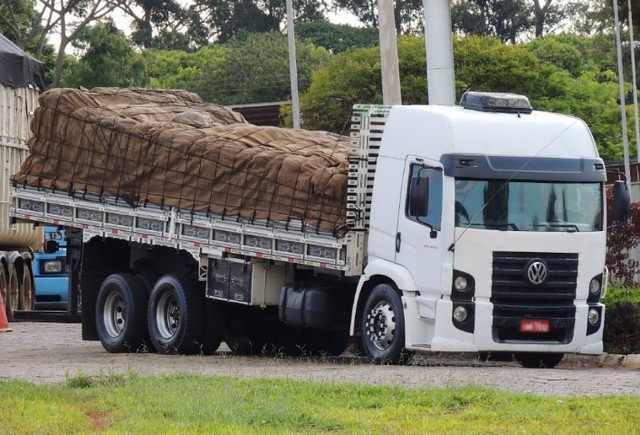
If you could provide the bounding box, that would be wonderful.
[12,88,354,233]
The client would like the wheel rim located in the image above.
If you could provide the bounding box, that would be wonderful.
[20,269,34,310]
[364,300,396,351]
[8,270,19,313]
[103,291,126,338]
[155,289,179,340]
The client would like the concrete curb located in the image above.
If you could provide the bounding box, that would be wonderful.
[597,353,640,369]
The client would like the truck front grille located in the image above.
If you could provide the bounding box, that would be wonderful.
[491,252,577,344]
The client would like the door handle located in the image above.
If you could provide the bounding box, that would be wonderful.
[395,232,401,253]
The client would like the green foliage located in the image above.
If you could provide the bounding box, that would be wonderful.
[299,37,429,132]
[451,0,533,44]
[1,375,640,433]
[197,31,331,105]
[296,20,378,53]
[602,287,640,354]
[142,46,228,91]
[60,23,149,89]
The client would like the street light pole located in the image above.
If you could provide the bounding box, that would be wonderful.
[613,0,632,196]
[628,0,640,162]
[286,0,301,129]
[378,0,402,105]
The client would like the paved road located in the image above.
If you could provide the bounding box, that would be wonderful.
[1,322,639,396]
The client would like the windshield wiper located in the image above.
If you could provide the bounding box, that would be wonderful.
[531,223,579,232]
[463,222,519,231]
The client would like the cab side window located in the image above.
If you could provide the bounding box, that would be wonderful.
[406,165,443,230]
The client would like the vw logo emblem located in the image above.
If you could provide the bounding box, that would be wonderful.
[525,259,548,285]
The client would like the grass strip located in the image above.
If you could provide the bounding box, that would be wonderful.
[1,373,639,434]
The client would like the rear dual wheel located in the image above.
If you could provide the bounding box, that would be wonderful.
[96,274,150,353]
[147,275,224,355]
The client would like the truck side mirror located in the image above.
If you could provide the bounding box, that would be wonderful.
[44,239,60,254]
[612,180,630,222]
[409,175,429,217]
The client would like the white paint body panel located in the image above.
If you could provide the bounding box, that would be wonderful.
[364,104,605,355]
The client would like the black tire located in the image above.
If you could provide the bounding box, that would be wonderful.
[6,266,19,322]
[147,275,204,355]
[513,352,564,369]
[201,299,225,355]
[0,265,11,322]
[95,274,149,353]
[360,283,410,364]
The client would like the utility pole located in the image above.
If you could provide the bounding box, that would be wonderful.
[613,0,632,196]
[629,0,640,163]
[286,0,301,128]
[378,0,402,105]
[423,0,456,106]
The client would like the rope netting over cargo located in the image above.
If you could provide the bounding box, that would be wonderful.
[12,88,355,235]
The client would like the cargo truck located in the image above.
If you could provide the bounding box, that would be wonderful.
[9,85,629,368]
[33,226,69,310]
[0,33,45,322]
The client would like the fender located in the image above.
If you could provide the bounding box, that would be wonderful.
[349,258,418,335]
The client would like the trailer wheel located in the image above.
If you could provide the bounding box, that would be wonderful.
[95,274,149,353]
[0,265,10,322]
[19,266,35,311]
[361,284,410,364]
[513,352,564,369]
[147,275,204,355]
[5,266,20,322]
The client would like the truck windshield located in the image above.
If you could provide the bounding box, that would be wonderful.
[454,179,603,232]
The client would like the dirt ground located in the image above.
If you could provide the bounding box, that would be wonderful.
[1,322,639,397]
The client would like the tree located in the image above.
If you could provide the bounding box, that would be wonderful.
[451,0,533,43]
[196,31,330,105]
[295,19,378,53]
[333,0,423,34]
[142,45,228,90]
[38,0,120,86]
[189,0,328,44]
[60,22,148,88]
[532,0,566,37]
[115,0,186,48]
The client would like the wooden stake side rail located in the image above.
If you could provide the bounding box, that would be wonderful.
[10,186,361,275]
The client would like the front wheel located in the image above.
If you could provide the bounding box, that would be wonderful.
[147,275,204,355]
[513,352,564,369]
[360,284,410,364]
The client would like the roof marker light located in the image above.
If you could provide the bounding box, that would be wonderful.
[460,91,533,114]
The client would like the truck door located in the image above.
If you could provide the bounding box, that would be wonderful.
[395,157,444,295]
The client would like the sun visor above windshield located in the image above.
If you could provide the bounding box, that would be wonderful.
[440,154,607,182]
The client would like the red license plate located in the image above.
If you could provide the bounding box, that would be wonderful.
[519,319,550,333]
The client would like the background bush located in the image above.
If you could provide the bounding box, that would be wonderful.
[603,287,640,354]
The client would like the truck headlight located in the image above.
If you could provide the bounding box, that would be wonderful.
[43,260,63,273]
[454,276,469,291]
[453,306,468,323]
[589,278,601,295]
[588,308,600,326]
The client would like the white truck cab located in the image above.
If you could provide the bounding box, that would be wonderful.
[355,93,615,367]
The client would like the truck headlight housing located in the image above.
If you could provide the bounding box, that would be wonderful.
[452,270,475,300]
[451,302,474,333]
[43,260,63,273]
[587,274,603,303]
